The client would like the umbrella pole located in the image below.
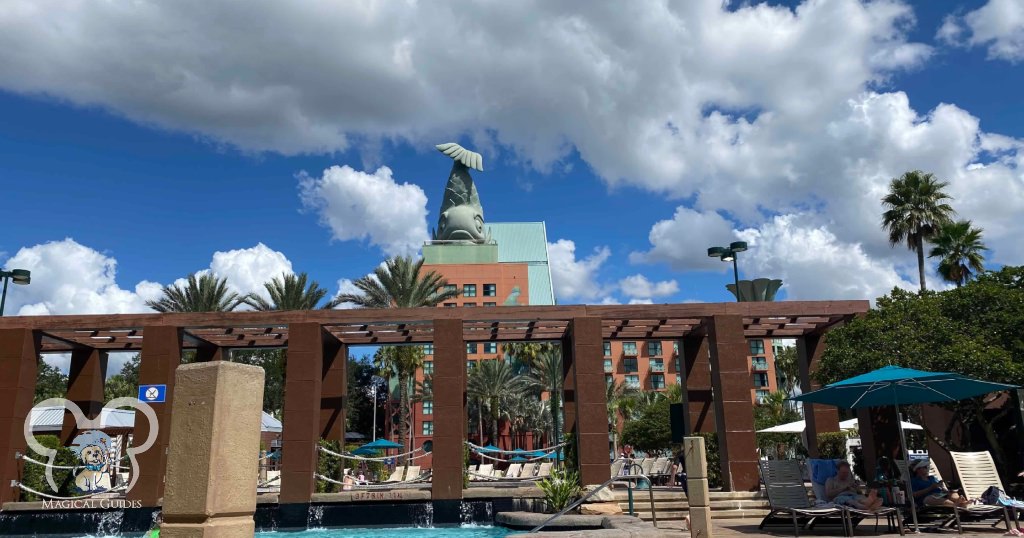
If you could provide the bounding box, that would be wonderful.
[892,389,919,533]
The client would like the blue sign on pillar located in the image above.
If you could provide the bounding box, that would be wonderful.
[138,384,167,403]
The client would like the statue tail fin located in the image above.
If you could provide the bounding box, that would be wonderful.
[436,142,483,171]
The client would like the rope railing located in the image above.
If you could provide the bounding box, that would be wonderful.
[472,448,558,463]
[317,445,427,462]
[467,469,545,482]
[13,481,127,501]
[465,440,567,455]
[17,452,132,471]
[314,472,431,489]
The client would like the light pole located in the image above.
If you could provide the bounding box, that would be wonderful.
[0,269,31,316]
[707,242,748,299]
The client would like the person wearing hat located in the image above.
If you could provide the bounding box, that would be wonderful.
[910,459,968,508]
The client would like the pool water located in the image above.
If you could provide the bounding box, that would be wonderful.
[255,526,511,537]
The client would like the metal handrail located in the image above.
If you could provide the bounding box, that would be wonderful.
[529,463,658,533]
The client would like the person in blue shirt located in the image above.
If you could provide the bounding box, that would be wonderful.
[910,460,968,508]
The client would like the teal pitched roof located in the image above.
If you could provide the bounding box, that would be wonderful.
[487,222,556,305]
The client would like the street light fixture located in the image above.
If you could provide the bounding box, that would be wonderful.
[0,269,32,316]
[707,242,748,299]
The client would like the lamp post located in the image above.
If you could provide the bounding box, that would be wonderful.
[707,242,748,300]
[0,269,31,316]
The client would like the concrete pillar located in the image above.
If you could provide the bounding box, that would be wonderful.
[279,323,325,506]
[0,329,40,505]
[684,436,714,538]
[798,332,840,457]
[568,317,610,487]
[319,340,347,444]
[431,319,466,501]
[161,361,265,538]
[707,315,758,492]
[61,348,108,445]
[682,330,715,433]
[129,326,183,507]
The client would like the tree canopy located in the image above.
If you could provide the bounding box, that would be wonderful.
[620,397,672,453]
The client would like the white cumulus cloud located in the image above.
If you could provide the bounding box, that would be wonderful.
[299,165,429,257]
[938,0,1024,62]
[630,208,738,271]
[546,239,611,302]
[618,274,679,302]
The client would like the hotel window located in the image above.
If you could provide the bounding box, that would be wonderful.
[483,284,496,296]
[648,341,662,356]
[444,284,458,295]
[751,356,768,371]
[423,401,433,415]
[422,344,434,355]
[650,358,664,372]
[625,375,640,389]
[623,342,638,356]
[624,357,638,373]
[676,374,682,385]
[484,342,498,354]
[483,302,496,307]
[422,421,434,435]
[444,303,456,308]
[464,302,477,307]
[606,376,615,387]
[603,342,612,356]
[467,360,476,371]
[603,359,613,373]
[423,361,434,375]
[463,284,477,297]
[749,339,765,355]
[754,373,770,387]
[651,374,665,390]
[756,390,770,404]
[674,357,681,372]
[467,343,478,354]
[673,341,679,355]
[423,378,433,391]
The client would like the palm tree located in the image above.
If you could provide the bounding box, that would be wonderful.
[504,342,558,371]
[245,272,339,310]
[373,345,426,462]
[772,346,799,396]
[146,273,246,312]
[336,256,459,308]
[606,380,638,457]
[881,170,956,291]
[525,350,563,448]
[928,220,987,287]
[468,359,527,448]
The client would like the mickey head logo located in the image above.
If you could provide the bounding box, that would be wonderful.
[25,398,159,494]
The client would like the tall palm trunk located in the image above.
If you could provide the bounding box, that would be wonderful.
[397,371,410,464]
[916,234,927,292]
[490,397,500,448]
[549,392,560,451]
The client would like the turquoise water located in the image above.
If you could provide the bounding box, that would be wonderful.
[255,526,511,537]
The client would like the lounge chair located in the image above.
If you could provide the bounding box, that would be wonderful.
[758,460,849,536]
[520,462,537,478]
[473,463,494,481]
[504,463,523,479]
[405,465,421,481]
[640,457,656,477]
[384,466,406,483]
[950,451,1015,531]
[536,462,553,478]
[610,459,624,478]
[651,457,670,485]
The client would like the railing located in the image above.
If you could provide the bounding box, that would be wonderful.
[529,462,656,533]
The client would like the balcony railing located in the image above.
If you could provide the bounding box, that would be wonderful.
[604,362,613,373]
[752,360,769,371]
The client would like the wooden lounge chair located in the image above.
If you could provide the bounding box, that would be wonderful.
[759,460,849,536]
[504,463,523,479]
[536,462,553,478]
[384,466,406,482]
[950,451,1014,531]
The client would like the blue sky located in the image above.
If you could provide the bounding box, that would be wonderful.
[1,0,1022,330]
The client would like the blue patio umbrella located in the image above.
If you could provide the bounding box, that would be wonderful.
[527,450,548,459]
[791,365,1018,531]
[509,456,528,462]
[351,446,379,456]
[359,438,403,450]
[477,444,501,452]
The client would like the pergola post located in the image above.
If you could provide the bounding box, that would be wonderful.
[682,329,715,433]
[129,325,183,507]
[193,345,228,362]
[320,338,347,444]
[560,336,576,451]
[798,331,840,457]
[431,318,466,502]
[567,317,610,486]
[0,329,40,505]
[279,323,326,511]
[707,315,759,491]
[60,348,108,445]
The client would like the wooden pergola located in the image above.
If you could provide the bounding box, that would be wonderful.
[0,300,866,514]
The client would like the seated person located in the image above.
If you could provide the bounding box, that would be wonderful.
[826,461,883,510]
[910,460,967,508]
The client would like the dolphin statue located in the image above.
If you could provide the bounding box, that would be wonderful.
[433,142,487,242]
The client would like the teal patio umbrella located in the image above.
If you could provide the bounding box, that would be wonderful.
[351,446,380,456]
[509,456,528,462]
[359,438,403,450]
[477,444,501,452]
[792,365,1017,531]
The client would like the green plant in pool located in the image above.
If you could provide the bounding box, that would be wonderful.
[537,466,582,513]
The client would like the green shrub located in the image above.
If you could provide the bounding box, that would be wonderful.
[620,399,672,453]
[20,435,77,501]
[697,432,722,489]
[817,432,848,460]
[463,443,470,489]
[537,466,582,513]
[315,440,386,492]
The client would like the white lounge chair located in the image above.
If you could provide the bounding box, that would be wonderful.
[535,462,553,478]
[520,462,537,478]
[472,463,494,481]
[949,451,1014,531]
[504,463,523,479]
[610,459,624,478]
[405,465,421,481]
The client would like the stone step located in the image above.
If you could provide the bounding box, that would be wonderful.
[625,509,770,521]
[608,489,765,501]
[615,500,769,511]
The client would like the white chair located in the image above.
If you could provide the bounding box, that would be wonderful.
[504,463,522,479]
[405,465,421,481]
[519,462,538,478]
[535,462,553,478]
[949,451,1014,531]
[384,466,406,482]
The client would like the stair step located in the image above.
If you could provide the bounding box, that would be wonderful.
[615,500,769,510]
[627,509,770,521]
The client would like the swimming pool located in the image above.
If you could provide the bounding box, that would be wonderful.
[255,526,511,538]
